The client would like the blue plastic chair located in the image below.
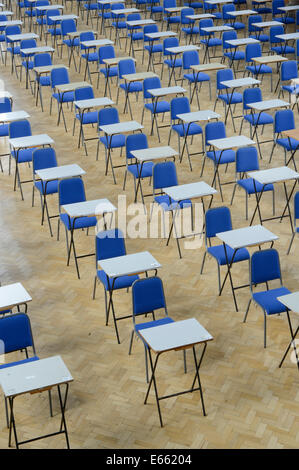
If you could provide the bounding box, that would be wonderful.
[168,96,203,171]
[222,30,245,72]
[179,7,198,44]
[45,9,62,47]
[248,15,269,43]
[60,19,79,60]
[231,147,275,220]
[111,3,127,46]
[73,86,98,156]
[116,59,143,118]
[5,25,22,74]
[126,12,143,56]
[143,23,162,72]
[244,249,291,347]
[58,177,97,279]
[287,192,299,255]
[19,38,36,88]
[163,0,181,29]
[222,4,245,31]
[182,50,211,106]
[203,0,221,19]
[272,0,295,25]
[9,119,34,199]
[162,36,182,82]
[214,69,242,128]
[97,45,118,96]
[0,14,8,63]
[123,133,153,204]
[50,67,74,131]
[201,206,250,294]
[245,42,273,91]
[269,109,297,166]
[270,25,295,56]
[199,18,222,62]
[141,76,170,142]
[0,97,12,171]
[278,61,299,103]
[33,52,52,111]
[34,0,50,38]
[79,31,98,81]
[93,228,139,343]
[252,1,271,16]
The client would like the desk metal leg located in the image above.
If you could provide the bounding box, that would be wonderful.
[279,311,299,372]
[144,351,163,427]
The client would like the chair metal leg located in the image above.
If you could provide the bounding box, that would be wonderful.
[243,298,252,323]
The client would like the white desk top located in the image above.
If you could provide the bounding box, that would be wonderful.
[74,97,114,109]
[226,38,260,46]
[33,64,67,74]
[55,81,90,93]
[148,86,186,97]
[248,166,299,185]
[100,121,143,135]
[102,56,135,65]
[0,10,13,15]
[247,99,290,111]
[139,318,213,354]
[98,251,161,277]
[278,5,299,12]
[252,55,287,64]
[277,292,299,314]
[252,21,283,28]
[186,14,215,20]
[62,198,116,218]
[0,356,73,398]
[205,0,231,4]
[164,6,184,12]
[0,91,12,100]
[220,77,260,88]
[35,4,64,11]
[177,109,220,123]
[7,32,38,41]
[0,110,29,123]
[191,62,226,72]
[145,31,177,39]
[216,225,278,250]
[0,283,32,310]
[98,0,125,4]
[201,25,233,32]
[131,145,178,162]
[20,46,54,55]
[163,181,217,201]
[49,14,78,21]
[208,135,255,150]
[112,8,139,14]
[122,71,157,82]
[9,134,54,149]
[227,9,256,16]
[166,45,200,54]
[80,39,113,47]
[276,32,299,41]
[0,20,22,27]
[126,19,155,26]
[35,163,85,182]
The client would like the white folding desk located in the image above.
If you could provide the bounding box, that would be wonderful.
[216,225,278,311]
[143,30,177,72]
[99,121,144,183]
[126,19,156,56]
[0,282,32,312]
[20,45,54,89]
[0,356,73,448]
[190,62,227,104]
[201,25,232,63]
[252,54,288,94]
[62,198,116,279]
[6,33,39,73]
[0,110,29,124]
[130,145,178,202]
[282,129,299,169]
[99,251,161,343]
[102,56,135,96]
[35,163,86,237]
[54,81,90,130]
[275,32,299,57]
[9,134,54,200]
[207,135,255,201]
[163,181,217,258]
[248,166,299,232]
[79,39,113,81]
[277,292,299,372]
[97,0,125,33]
[176,110,220,170]
[121,71,157,119]
[66,29,97,68]
[165,45,200,86]
[139,318,213,427]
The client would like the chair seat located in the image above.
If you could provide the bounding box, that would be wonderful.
[231,21,245,30]
[48,27,62,36]
[35,179,58,195]
[144,44,163,54]
[52,91,74,103]
[81,51,98,62]
[0,356,39,370]
[0,124,8,137]
[63,38,80,47]
[11,148,34,163]
[128,32,144,41]
[127,161,153,178]
[253,287,291,315]
[97,269,139,291]
[200,38,222,47]
[282,85,299,95]
[207,244,249,266]
[164,15,180,23]
[172,122,203,137]
[206,149,235,164]
[22,60,34,69]
[154,194,192,211]
[60,213,97,230]
[135,316,174,333]
[246,64,272,74]
[271,45,295,55]
[244,112,274,126]
[84,2,98,9]
[164,58,182,68]
[237,178,274,195]
[75,111,98,124]
[274,16,295,25]
[249,33,269,42]
[218,92,242,104]
[119,82,143,93]
[99,66,118,77]
[111,21,126,28]
[37,75,50,86]
[276,137,299,152]
[100,134,126,148]
[7,46,20,55]
[145,100,170,114]
[184,71,210,83]
[0,309,11,315]
[182,26,199,35]
[224,50,245,61]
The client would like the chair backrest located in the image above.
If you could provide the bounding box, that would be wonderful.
[95,228,126,262]
[170,96,190,121]
[199,18,213,35]
[153,161,178,191]
[270,25,284,44]
[34,52,52,67]
[58,177,86,207]
[33,147,57,173]
[0,97,12,114]
[46,9,60,24]
[163,0,176,10]
[20,38,36,52]
[143,23,158,40]
[0,15,8,31]
[216,68,234,91]
[222,30,237,50]
[9,119,31,139]
[126,133,148,161]
[294,191,299,223]
[248,15,262,33]
[272,0,284,16]
[80,31,95,50]
[163,36,179,55]
[98,106,120,127]
[118,58,136,79]
[127,12,141,23]
[0,313,36,355]
[181,7,194,20]
[243,87,262,111]
[50,67,69,89]
[74,86,94,101]
[250,248,282,285]
[182,49,199,70]
[111,3,125,17]
[61,18,77,36]
[98,44,115,63]
[222,3,235,19]
[274,109,295,134]
[132,276,167,318]
[245,43,262,62]
[236,146,259,174]
[281,60,298,82]
[5,25,21,42]
[205,120,226,145]
[143,76,161,99]
[205,206,232,241]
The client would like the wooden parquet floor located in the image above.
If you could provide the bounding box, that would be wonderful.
[0,3,299,449]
